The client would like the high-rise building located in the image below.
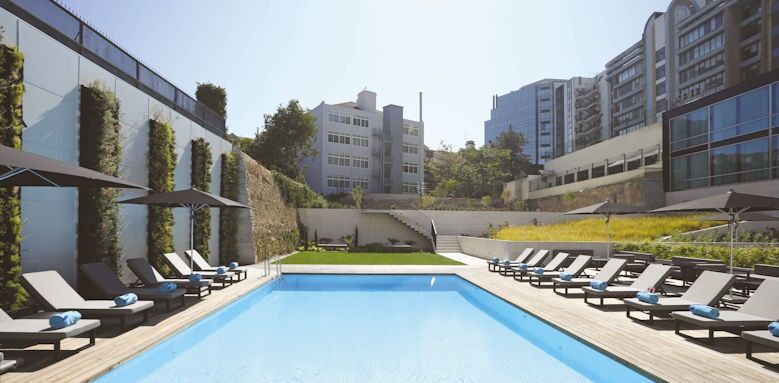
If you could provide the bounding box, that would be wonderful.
[484,79,565,164]
[555,76,608,155]
[304,90,425,195]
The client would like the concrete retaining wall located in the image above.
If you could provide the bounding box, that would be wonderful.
[298,209,431,250]
[458,236,610,260]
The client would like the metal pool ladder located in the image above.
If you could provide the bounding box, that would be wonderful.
[263,254,282,280]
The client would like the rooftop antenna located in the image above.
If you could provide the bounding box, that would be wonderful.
[419,92,423,123]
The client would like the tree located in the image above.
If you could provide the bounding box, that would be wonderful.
[195,83,227,119]
[453,146,512,198]
[248,100,318,180]
[351,185,364,209]
[493,130,531,179]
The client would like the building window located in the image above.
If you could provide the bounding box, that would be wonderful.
[326,175,351,189]
[352,135,368,147]
[402,162,418,174]
[352,116,369,127]
[656,47,665,62]
[678,14,723,49]
[402,143,419,154]
[679,72,724,99]
[678,53,724,84]
[352,177,368,189]
[327,153,351,167]
[328,112,352,125]
[327,131,351,145]
[710,138,770,186]
[773,135,779,178]
[655,64,665,79]
[679,34,724,65]
[403,124,419,136]
[741,41,760,62]
[352,155,368,168]
[616,61,641,84]
[671,151,709,191]
[402,182,418,194]
[656,99,667,113]
[614,77,642,98]
[656,82,666,96]
[670,108,708,151]
[709,86,769,141]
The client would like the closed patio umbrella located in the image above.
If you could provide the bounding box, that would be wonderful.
[120,188,249,270]
[563,200,645,257]
[0,144,147,189]
[650,190,779,278]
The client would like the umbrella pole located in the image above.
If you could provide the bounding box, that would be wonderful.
[190,206,195,272]
[604,213,611,258]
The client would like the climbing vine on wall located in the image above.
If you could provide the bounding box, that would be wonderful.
[78,82,122,273]
[191,137,212,258]
[0,44,26,310]
[147,118,176,273]
[219,151,238,264]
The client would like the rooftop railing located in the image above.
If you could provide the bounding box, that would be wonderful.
[2,0,226,137]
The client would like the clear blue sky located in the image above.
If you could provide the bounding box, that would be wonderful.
[60,0,670,149]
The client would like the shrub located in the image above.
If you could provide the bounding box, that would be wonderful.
[351,185,364,209]
[191,138,212,258]
[615,242,779,267]
[481,196,492,209]
[219,151,239,264]
[387,237,400,246]
[147,118,176,273]
[78,82,122,274]
[272,170,328,208]
[0,44,26,310]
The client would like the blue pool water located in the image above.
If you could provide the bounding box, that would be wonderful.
[96,274,654,382]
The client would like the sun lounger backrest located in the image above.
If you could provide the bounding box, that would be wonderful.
[629,264,672,291]
[21,271,86,310]
[0,309,12,323]
[513,248,534,263]
[739,279,779,319]
[126,258,164,284]
[163,253,193,276]
[563,255,592,276]
[592,258,627,283]
[526,250,550,267]
[681,271,736,305]
[80,262,129,297]
[185,249,212,270]
[544,253,569,271]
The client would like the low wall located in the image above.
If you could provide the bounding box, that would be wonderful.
[298,209,431,250]
[418,210,571,236]
[458,236,610,260]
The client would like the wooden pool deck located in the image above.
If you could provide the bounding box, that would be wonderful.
[3,259,778,382]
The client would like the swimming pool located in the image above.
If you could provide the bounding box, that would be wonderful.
[96,274,654,382]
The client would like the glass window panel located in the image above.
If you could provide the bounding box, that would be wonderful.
[773,136,779,178]
[710,98,737,132]
[83,27,137,77]
[12,0,80,40]
[738,87,769,123]
[688,151,709,188]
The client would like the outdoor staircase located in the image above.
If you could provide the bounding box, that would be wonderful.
[434,235,462,253]
[388,210,431,239]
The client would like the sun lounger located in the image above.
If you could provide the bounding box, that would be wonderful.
[80,262,186,312]
[624,270,735,324]
[502,250,550,277]
[185,250,247,280]
[0,309,100,358]
[551,258,627,295]
[162,253,236,287]
[581,264,673,306]
[489,248,533,272]
[742,330,779,361]
[0,352,21,374]
[126,258,212,298]
[513,252,569,281]
[671,280,779,341]
[21,271,153,330]
[526,255,593,286]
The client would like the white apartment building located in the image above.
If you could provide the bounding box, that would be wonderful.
[304,90,425,195]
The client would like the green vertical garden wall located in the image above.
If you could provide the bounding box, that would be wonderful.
[191,137,212,258]
[147,119,176,273]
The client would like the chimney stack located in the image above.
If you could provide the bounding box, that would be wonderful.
[419,92,423,122]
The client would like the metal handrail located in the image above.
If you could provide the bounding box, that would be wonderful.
[430,219,438,251]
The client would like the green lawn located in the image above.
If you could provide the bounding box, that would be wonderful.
[279,251,464,265]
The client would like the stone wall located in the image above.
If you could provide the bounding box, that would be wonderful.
[236,150,298,263]
[528,172,665,212]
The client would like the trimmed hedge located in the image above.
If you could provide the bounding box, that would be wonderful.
[0,44,26,310]
[219,151,238,265]
[615,242,779,267]
[78,83,122,273]
[271,170,327,208]
[191,138,212,258]
[147,119,176,273]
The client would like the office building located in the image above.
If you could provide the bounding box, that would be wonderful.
[304,90,425,195]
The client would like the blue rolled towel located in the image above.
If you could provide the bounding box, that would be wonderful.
[636,291,659,304]
[689,304,720,319]
[517,263,528,270]
[533,267,544,275]
[216,266,228,274]
[768,322,779,337]
[590,279,607,290]
[158,282,177,293]
[229,261,239,270]
[114,292,138,307]
[559,272,573,281]
[49,311,81,329]
[502,260,511,266]
[189,273,203,282]
[490,257,499,264]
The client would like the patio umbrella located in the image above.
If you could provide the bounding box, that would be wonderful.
[563,200,645,257]
[120,188,249,269]
[650,190,779,277]
[0,144,147,189]
[701,211,779,222]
